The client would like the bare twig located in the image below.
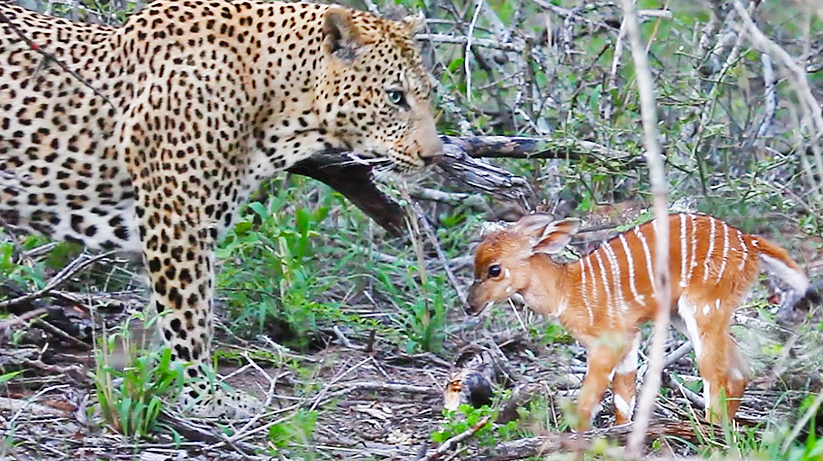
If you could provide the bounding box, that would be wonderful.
[417,34,522,52]
[665,373,705,409]
[621,0,670,454]
[731,0,823,204]
[339,381,436,394]
[464,0,484,102]
[732,0,823,136]
[0,251,117,310]
[0,9,116,112]
[601,17,627,121]
[332,325,365,350]
[0,307,48,332]
[755,52,776,140]
[441,135,632,160]
[405,195,470,311]
[638,340,693,379]
[421,415,491,460]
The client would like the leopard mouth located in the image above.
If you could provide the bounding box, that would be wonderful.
[349,149,423,176]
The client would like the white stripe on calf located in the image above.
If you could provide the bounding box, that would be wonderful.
[580,257,594,324]
[594,249,613,318]
[635,226,655,297]
[603,242,627,313]
[717,221,729,283]
[689,214,698,281]
[737,230,748,271]
[620,234,643,305]
[703,216,716,282]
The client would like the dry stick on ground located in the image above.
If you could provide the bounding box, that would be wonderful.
[622,0,670,455]
[420,415,492,461]
[157,411,263,459]
[0,251,117,350]
[0,251,118,310]
[0,307,48,333]
[475,419,726,461]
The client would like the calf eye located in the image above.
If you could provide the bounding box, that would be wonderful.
[488,264,501,278]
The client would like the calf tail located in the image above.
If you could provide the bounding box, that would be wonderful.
[753,236,809,294]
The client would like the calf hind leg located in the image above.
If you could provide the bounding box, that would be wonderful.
[677,297,748,422]
[721,337,749,417]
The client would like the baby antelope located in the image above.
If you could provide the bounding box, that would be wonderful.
[467,213,809,429]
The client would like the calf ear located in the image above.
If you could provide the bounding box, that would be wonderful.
[402,12,426,35]
[532,218,580,255]
[323,7,363,62]
[514,213,555,239]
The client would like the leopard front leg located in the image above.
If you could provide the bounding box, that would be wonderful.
[136,205,257,418]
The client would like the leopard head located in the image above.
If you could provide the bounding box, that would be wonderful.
[317,8,442,173]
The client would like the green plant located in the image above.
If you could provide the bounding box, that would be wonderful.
[94,314,183,438]
[381,268,448,354]
[268,408,318,459]
[0,242,46,292]
[217,190,340,349]
[432,404,500,447]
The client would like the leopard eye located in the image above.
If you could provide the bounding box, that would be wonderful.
[386,89,406,106]
[488,264,502,278]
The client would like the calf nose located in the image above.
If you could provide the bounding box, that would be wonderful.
[465,285,482,315]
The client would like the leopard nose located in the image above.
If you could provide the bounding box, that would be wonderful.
[418,118,442,164]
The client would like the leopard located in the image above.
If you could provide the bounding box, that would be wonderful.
[0,0,441,417]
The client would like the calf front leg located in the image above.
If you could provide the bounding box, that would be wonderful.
[611,335,639,425]
[577,343,623,430]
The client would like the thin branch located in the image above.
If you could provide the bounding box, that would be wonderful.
[0,9,116,112]
[731,0,823,136]
[464,0,484,102]
[731,0,823,205]
[638,340,693,379]
[0,251,117,309]
[406,195,470,311]
[755,52,776,140]
[621,0,670,454]
[601,17,627,121]
[421,416,491,460]
[417,33,522,52]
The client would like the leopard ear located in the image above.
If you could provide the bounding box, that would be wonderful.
[323,7,363,63]
[402,11,426,35]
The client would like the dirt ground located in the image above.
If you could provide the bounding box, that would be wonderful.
[1,278,821,461]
